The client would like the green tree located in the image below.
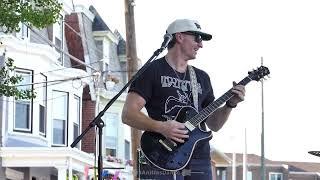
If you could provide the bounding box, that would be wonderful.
[0,0,62,99]
[0,0,62,33]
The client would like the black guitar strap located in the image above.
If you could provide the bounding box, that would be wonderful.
[188,65,198,111]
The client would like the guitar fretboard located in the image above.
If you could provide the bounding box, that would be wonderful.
[189,76,252,126]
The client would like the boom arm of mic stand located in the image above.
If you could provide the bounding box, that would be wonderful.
[70,47,165,180]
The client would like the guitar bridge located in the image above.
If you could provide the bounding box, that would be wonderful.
[159,139,173,151]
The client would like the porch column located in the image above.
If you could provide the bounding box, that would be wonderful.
[68,158,73,180]
[56,166,67,180]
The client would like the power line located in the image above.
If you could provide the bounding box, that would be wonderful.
[11,73,96,88]
[2,12,127,78]
[0,92,71,104]
[1,9,130,95]
[18,28,103,75]
[25,18,123,76]
[27,25,98,72]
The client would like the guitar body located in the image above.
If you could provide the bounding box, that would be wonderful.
[140,106,212,171]
[140,66,270,171]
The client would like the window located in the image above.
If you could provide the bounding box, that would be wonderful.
[14,69,33,132]
[247,171,252,180]
[73,95,80,148]
[38,73,47,136]
[269,172,283,180]
[52,91,68,146]
[95,40,103,60]
[216,167,227,180]
[105,112,118,156]
[53,15,64,64]
[17,22,29,40]
[125,140,130,160]
[106,148,116,157]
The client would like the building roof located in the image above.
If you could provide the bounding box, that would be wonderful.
[225,153,275,165]
[114,30,126,55]
[277,161,320,173]
[89,6,111,31]
[223,153,320,173]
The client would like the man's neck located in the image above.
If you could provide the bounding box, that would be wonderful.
[165,53,188,73]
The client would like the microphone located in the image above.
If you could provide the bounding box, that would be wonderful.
[160,33,173,50]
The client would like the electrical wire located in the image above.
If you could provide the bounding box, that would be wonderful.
[1,9,134,99]
[2,17,130,79]
[11,73,95,88]
[27,25,98,71]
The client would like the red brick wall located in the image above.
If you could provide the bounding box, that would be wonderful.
[65,13,86,70]
[81,97,96,153]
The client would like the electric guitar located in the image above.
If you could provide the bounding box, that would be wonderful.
[140,66,270,171]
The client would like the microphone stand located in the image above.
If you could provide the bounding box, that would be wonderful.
[71,46,167,180]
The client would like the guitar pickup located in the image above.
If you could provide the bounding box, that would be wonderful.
[166,139,177,147]
[159,139,173,151]
[184,121,195,131]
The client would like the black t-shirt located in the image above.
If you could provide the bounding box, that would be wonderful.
[129,57,215,159]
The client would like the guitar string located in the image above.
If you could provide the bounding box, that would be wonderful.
[190,88,234,126]
[190,77,252,126]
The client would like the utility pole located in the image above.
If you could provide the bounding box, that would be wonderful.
[124,0,141,179]
[0,51,5,179]
[260,57,266,180]
[243,128,247,180]
[231,135,236,180]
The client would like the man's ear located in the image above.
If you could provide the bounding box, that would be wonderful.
[175,33,183,43]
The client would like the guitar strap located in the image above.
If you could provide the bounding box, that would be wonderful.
[188,65,198,111]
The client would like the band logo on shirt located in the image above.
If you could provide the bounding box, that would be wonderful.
[160,76,202,94]
[161,75,203,120]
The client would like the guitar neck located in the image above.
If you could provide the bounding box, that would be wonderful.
[188,76,253,126]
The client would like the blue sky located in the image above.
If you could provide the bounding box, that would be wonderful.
[77,0,320,162]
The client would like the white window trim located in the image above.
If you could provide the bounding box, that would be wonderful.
[52,90,68,146]
[38,73,47,137]
[104,112,119,151]
[13,69,33,133]
[53,14,64,65]
[124,139,130,160]
[73,95,81,149]
[17,22,30,41]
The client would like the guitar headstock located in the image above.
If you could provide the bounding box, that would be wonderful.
[248,66,270,81]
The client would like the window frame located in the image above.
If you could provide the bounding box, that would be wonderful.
[13,68,34,133]
[125,140,130,160]
[269,172,283,180]
[51,90,69,147]
[17,22,29,41]
[73,95,81,148]
[53,14,64,65]
[38,73,47,137]
[104,112,119,157]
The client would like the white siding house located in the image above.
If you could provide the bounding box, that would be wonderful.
[0,1,133,179]
[0,31,96,180]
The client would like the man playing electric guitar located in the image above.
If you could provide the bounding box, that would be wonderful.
[122,19,246,180]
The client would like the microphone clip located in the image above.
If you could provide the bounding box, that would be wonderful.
[160,33,173,51]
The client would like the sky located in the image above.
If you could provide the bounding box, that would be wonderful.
[76,0,320,162]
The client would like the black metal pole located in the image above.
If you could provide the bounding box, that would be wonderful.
[97,118,104,180]
[71,47,165,180]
